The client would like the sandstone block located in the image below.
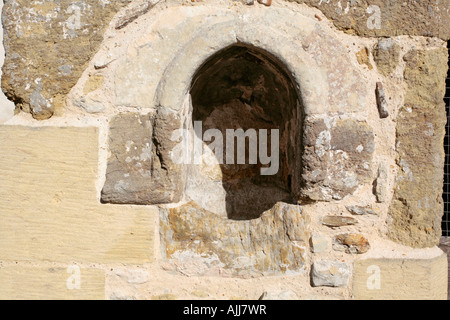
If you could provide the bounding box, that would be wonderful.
[373,38,400,76]
[353,254,448,300]
[387,48,448,248]
[0,126,156,264]
[0,265,105,300]
[1,0,132,119]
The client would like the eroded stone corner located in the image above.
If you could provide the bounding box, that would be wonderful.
[387,47,448,248]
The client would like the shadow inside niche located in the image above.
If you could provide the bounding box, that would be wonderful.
[190,44,302,220]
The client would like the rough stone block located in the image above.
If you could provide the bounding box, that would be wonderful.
[1,0,133,119]
[353,254,448,300]
[0,126,156,264]
[387,48,448,248]
[311,260,351,287]
[101,112,184,204]
[160,201,310,276]
[0,265,105,300]
[333,234,370,254]
[310,234,330,253]
[373,38,400,76]
[301,118,374,201]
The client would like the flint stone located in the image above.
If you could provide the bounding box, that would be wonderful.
[346,205,378,216]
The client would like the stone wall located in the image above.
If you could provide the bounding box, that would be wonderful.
[0,0,448,300]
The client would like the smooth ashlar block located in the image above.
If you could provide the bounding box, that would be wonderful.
[0,126,157,265]
[0,265,105,300]
[353,254,448,300]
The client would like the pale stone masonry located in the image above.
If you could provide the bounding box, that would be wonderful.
[0,0,449,300]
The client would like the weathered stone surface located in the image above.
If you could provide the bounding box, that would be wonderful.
[373,38,401,76]
[102,112,183,204]
[1,0,133,119]
[322,216,358,228]
[286,0,450,40]
[333,234,370,254]
[160,201,310,276]
[373,162,389,203]
[102,113,152,204]
[346,205,378,216]
[74,96,105,114]
[3,1,449,120]
[311,260,351,287]
[0,126,157,264]
[301,118,374,201]
[387,48,448,248]
[310,233,330,253]
[0,265,105,300]
[356,47,373,70]
[353,254,448,300]
[152,108,185,203]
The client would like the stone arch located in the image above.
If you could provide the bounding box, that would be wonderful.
[151,17,329,205]
[189,43,302,220]
[104,7,373,206]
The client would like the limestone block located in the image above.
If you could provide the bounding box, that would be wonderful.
[353,254,448,300]
[387,48,448,248]
[160,201,310,276]
[0,265,105,300]
[0,126,156,264]
[301,118,375,201]
[311,260,351,287]
[310,234,330,253]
